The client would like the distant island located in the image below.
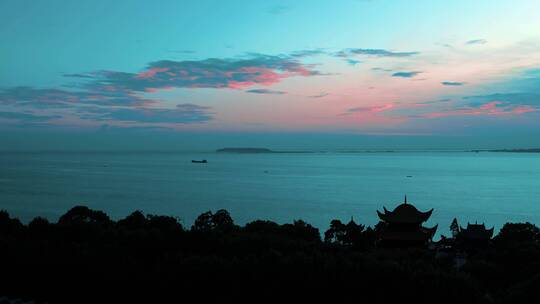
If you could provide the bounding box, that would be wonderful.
[216,147,274,153]
[489,148,540,153]
[469,148,540,153]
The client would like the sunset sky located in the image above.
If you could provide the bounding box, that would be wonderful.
[1,0,540,146]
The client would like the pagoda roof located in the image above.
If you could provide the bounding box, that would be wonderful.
[377,199,433,224]
[459,223,494,240]
[346,217,359,228]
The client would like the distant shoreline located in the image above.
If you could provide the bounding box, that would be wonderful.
[216,147,398,153]
[1,148,540,154]
[469,148,540,153]
[217,147,540,154]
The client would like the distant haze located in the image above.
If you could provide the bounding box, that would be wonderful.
[2,129,540,152]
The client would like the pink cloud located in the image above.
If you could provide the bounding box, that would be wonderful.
[227,81,259,89]
[371,103,395,113]
[112,56,322,93]
[420,101,537,118]
[135,67,169,79]
[344,103,396,115]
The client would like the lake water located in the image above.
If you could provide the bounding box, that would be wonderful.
[1,151,540,238]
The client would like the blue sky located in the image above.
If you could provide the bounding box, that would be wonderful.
[1,0,540,148]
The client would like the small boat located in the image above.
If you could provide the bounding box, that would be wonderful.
[191,159,208,164]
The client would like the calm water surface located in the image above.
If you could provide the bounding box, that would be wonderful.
[1,151,539,238]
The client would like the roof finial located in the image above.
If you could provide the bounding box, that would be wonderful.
[404,194,407,204]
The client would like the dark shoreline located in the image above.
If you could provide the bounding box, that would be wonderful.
[2,148,540,154]
[1,206,539,303]
[469,148,540,153]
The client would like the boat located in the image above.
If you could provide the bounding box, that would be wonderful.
[191,160,208,163]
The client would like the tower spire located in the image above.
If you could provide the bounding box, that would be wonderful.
[404,194,407,204]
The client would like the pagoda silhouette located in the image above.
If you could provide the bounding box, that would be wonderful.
[457,222,494,247]
[376,196,438,247]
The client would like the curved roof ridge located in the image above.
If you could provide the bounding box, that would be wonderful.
[377,201,434,224]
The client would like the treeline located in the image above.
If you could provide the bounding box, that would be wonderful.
[0,206,539,303]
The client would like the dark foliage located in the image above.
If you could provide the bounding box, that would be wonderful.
[0,207,539,303]
[324,218,375,249]
[192,209,237,233]
[494,222,540,247]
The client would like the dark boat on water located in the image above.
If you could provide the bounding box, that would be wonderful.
[192,160,208,163]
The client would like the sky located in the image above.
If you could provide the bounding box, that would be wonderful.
[1,0,540,149]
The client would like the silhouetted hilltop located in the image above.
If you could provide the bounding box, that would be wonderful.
[469,148,540,153]
[1,206,539,303]
[490,148,540,153]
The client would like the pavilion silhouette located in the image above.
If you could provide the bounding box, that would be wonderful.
[376,195,438,247]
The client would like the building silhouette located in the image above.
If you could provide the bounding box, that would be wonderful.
[376,196,438,247]
[457,222,494,247]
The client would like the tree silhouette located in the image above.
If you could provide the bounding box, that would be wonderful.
[28,216,52,234]
[192,211,214,232]
[117,210,147,229]
[324,219,346,243]
[58,206,111,226]
[191,209,236,232]
[147,214,183,232]
[1,206,539,303]
[212,209,235,232]
[495,222,540,247]
[282,220,320,242]
[343,218,365,246]
[324,218,371,248]
[0,210,24,235]
[244,220,280,234]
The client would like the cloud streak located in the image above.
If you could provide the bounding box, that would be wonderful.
[465,39,487,45]
[308,92,329,99]
[245,89,286,95]
[346,48,419,57]
[463,93,540,107]
[0,111,62,124]
[332,48,419,65]
[392,71,421,78]
[342,103,395,115]
[418,101,536,118]
[442,81,466,86]
[346,59,361,66]
[0,86,156,107]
